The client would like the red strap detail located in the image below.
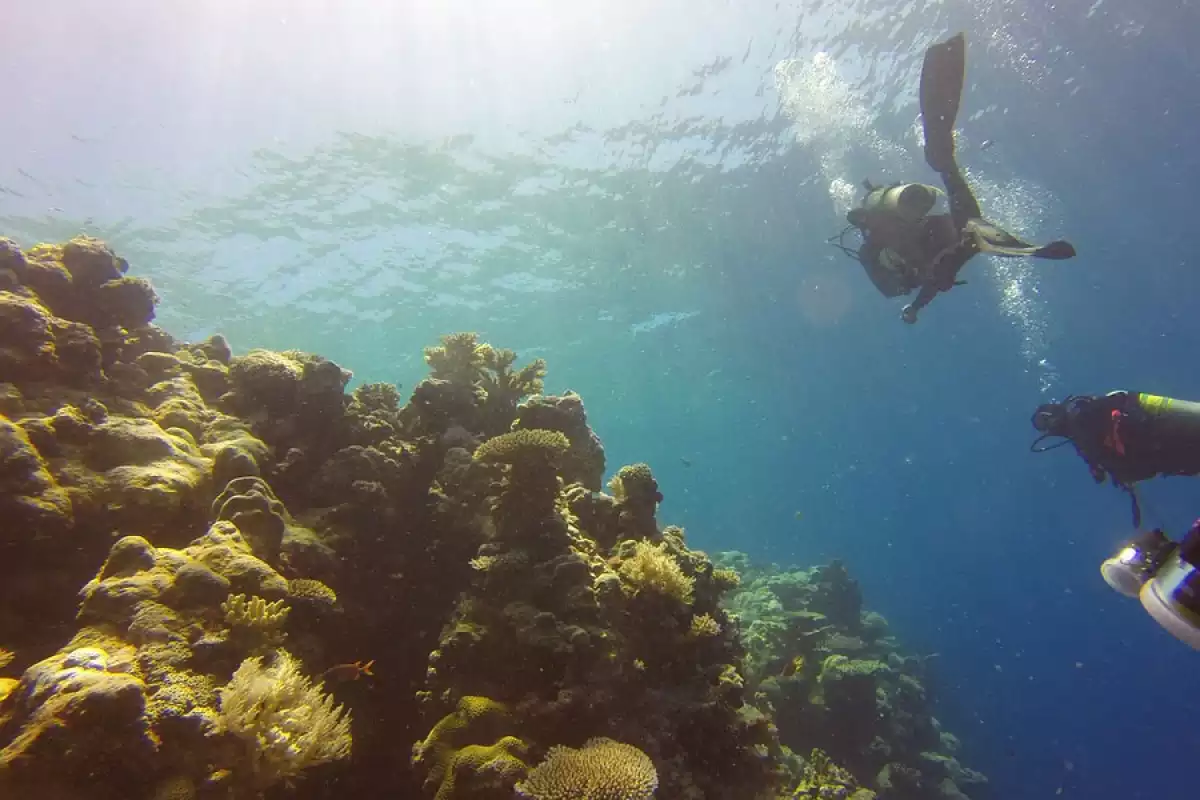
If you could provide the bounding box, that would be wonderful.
[1104,409,1126,456]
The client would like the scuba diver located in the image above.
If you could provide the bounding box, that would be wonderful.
[828,33,1076,324]
[1100,520,1200,650]
[1031,391,1200,525]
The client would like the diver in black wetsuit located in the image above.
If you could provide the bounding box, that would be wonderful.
[1031,391,1200,524]
[831,33,1076,324]
[1033,392,1200,650]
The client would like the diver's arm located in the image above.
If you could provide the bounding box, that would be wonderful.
[902,283,938,323]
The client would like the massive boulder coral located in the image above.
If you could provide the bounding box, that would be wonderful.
[0,633,153,799]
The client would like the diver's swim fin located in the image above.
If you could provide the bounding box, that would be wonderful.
[966,219,1076,259]
[920,33,966,174]
[1031,240,1076,260]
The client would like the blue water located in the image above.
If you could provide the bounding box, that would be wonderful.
[4,1,1200,797]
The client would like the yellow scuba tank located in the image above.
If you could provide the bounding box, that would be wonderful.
[862,183,941,223]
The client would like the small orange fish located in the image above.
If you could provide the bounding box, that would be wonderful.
[323,659,375,682]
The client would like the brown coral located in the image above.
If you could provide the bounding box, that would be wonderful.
[515,737,658,800]
[0,412,73,536]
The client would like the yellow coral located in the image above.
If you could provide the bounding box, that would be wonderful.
[688,613,721,638]
[711,567,741,591]
[791,748,866,799]
[0,647,12,670]
[217,650,351,790]
[424,332,486,385]
[469,555,497,572]
[287,578,337,607]
[436,736,529,800]
[618,541,695,605]
[479,345,546,400]
[515,737,658,800]
[414,696,515,797]
[473,429,570,465]
[222,593,290,640]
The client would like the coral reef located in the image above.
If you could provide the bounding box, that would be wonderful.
[718,553,989,800]
[0,237,990,800]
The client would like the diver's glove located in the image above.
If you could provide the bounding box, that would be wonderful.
[901,305,918,324]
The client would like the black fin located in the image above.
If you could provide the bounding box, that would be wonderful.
[920,33,966,174]
[1033,240,1077,260]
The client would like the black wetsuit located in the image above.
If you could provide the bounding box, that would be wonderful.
[851,32,1073,321]
[1059,392,1200,487]
[857,169,982,307]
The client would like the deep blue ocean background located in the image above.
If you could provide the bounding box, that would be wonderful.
[4,1,1200,797]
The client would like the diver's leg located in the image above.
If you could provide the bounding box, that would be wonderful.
[941,168,982,230]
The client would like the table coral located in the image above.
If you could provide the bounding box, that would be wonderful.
[515,737,658,800]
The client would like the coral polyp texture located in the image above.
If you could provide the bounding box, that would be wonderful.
[515,737,659,800]
[0,237,986,799]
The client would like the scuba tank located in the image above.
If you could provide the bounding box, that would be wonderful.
[1135,394,1200,443]
[830,180,944,267]
[861,183,941,224]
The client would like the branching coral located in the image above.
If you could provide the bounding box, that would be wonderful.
[618,541,695,605]
[221,593,290,648]
[712,567,741,592]
[346,382,402,445]
[216,649,351,790]
[791,748,875,799]
[689,613,722,638]
[515,737,658,800]
[424,332,487,386]
[477,345,546,434]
